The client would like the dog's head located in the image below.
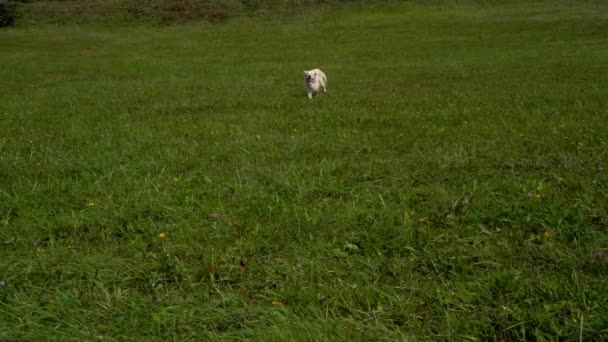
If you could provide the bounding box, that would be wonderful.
[304,70,315,83]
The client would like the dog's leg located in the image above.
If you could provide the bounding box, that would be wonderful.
[307,91,313,99]
[322,83,327,93]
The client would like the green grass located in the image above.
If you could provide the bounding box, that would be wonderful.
[1,1,608,339]
[13,0,375,26]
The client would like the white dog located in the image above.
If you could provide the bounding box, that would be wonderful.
[304,68,327,99]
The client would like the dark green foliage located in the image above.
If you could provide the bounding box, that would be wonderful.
[0,0,17,27]
[13,0,376,25]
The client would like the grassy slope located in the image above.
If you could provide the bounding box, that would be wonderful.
[1,1,608,339]
[14,0,374,26]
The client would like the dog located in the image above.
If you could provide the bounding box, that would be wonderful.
[304,68,327,99]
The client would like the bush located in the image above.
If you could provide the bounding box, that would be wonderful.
[0,0,18,27]
[127,0,243,23]
[12,0,370,26]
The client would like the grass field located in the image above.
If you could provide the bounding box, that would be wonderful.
[1,1,608,340]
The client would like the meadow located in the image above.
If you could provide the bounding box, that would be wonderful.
[1,1,608,340]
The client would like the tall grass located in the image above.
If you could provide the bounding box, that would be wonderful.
[1,1,608,339]
[16,0,378,25]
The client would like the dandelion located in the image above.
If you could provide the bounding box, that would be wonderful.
[87,202,96,207]
[543,229,552,238]
[272,300,283,306]
[534,194,542,199]
[159,233,167,238]
[256,134,261,140]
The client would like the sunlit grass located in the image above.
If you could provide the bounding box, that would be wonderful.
[1,1,607,339]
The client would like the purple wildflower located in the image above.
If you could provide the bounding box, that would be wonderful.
[0,281,6,287]
[593,251,605,260]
